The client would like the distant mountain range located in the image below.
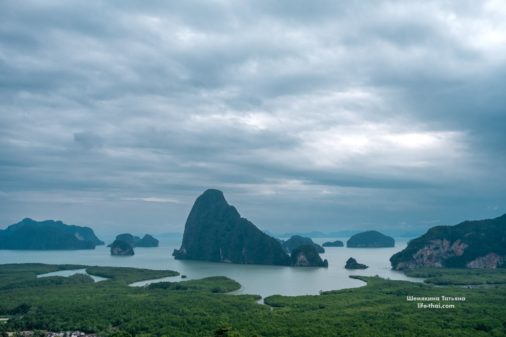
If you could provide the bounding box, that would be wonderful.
[156,232,184,239]
[267,229,423,239]
[0,218,104,250]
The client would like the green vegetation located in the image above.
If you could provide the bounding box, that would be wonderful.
[148,276,241,293]
[0,264,85,289]
[405,268,506,285]
[1,264,506,337]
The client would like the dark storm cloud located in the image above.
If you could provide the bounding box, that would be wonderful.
[0,0,505,234]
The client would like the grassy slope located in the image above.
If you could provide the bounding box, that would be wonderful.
[0,264,505,337]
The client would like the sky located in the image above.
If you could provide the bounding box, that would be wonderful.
[1,0,505,237]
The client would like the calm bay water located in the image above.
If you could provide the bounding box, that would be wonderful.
[0,238,422,298]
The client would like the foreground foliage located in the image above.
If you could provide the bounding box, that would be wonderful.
[404,267,506,285]
[0,264,505,337]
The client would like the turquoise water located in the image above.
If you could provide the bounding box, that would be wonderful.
[0,238,422,298]
[37,268,108,282]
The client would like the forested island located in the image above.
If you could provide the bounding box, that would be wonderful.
[0,218,104,250]
[322,240,344,247]
[282,235,325,253]
[391,213,506,269]
[346,230,395,248]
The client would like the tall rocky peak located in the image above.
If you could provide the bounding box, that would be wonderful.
[173,189,291,265]
[175,189,307,266]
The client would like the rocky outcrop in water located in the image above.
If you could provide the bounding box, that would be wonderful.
[109,233,159,248]
[137,234,159,247]
[110,239,134,256]
[173,189,329,267]
[347,231,395,248]
[173,189,291,266]
[0,218,104,250]
[390,214,506,269]
[282,235,325,253]
[345,257,368,269]
[322,240,344,247]
[291,245,328,267]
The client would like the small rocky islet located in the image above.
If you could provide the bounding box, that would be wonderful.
[291,245,328,267]
[109,239,135,256]
[107,233,159,256]
[322,240,344,247]
[282,235,325,253]
[345,257,368,269]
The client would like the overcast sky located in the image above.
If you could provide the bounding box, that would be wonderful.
[1,0,505,236]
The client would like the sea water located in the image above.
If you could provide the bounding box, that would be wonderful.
[0,238,422,298]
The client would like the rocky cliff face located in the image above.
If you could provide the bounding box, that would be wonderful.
[391,214,506,270]
[290,245,328,267]
[394,239,468,269]
[0,218,103,250]
[110,239,134,256]
[466,253,504,269]
[173,189,291,266]
[347,230,395,248]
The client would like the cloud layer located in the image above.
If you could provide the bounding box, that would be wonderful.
[1,0,505,235]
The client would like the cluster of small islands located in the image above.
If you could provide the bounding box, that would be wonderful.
[1,189,505,271]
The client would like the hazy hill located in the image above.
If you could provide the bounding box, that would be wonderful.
[347,230,395,248]
[0,218,103,250]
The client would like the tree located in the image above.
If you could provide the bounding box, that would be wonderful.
[213,324,243,337]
